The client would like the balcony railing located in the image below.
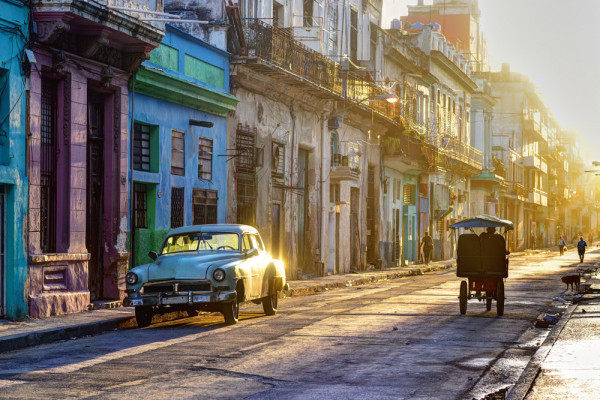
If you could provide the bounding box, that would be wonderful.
[522,154,548,174]
[529,188,548,206]
[240,19,405,127]
[510,183,526,197]
[425,134,482,172]
[523,116,548,143]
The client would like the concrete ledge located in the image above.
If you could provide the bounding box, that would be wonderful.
[30,253,91,264]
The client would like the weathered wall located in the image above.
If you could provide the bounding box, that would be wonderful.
[0,0,29,319]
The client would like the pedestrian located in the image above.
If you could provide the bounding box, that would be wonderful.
[577,237,588,263]
[530,233,536,250]
[558,236,565,256]
[420,232,433,265]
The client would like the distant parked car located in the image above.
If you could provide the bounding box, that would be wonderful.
[124,224,287,327]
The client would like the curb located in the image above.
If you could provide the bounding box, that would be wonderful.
[0,316,136,354]
[505,302,578,400]
[284,262,455,297]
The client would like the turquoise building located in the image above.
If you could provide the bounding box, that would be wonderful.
[130,25,238,266]
[0,0,29,318]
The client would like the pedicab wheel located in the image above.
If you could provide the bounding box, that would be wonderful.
[486,296,492,311]
[459,280,468,315]
[496,280,505,316]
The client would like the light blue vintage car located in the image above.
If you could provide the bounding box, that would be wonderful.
[123,224,287,327]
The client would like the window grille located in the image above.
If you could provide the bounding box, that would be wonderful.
[171,130,185,176]
[134,183,148,229]
[40,78,57,253]
[171,187,184,228]
[236,124,256,172]
[193,189,218,225]
[198,137,213,180]
[134,123,151,172]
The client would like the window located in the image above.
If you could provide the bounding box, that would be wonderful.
[330,131,340,166]
[403,184,416,205]
[198,137,213,180]
[303,0,314,27]
[192,189,218,225]
[370,22,377,66]
[251,234,265,251]
[330,183,340,203]
[171,130,185,175]
[134,183,148,229]
[273,1,284,27]
[40,78,58,253]
[350,8,358,63]
[272,141,285,178]
[134,123,151,172]
[171,187,184,228]
[242,234,252,251]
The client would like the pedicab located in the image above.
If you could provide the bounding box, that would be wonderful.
[450,215,513,316]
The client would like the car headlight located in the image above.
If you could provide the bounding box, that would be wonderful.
[125,272,138,285]
[213,268,226,282]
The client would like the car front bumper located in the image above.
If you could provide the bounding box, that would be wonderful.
[123,290,236,307]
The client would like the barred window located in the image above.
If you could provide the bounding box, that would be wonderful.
[134,123,151,172]
[171,130,185,176]
[198,137,213,180]
[171,187,184,228]
[40,78,58,253]
[134,183,148,229]
[193,189,218,225]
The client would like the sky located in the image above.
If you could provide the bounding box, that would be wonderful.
[381,0,600,163]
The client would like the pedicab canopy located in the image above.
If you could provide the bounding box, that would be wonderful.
[450,215,514,231]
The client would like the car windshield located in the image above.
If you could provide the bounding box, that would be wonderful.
[161,232,240,255]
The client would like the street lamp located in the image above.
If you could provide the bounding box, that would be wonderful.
[349,93,399,105]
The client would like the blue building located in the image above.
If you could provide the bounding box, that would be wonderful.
[131,25,238,266]
[0,0,28,319]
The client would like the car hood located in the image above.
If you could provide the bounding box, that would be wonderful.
[148,252,242,281]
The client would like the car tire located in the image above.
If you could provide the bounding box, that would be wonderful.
[262,292,278,316]
[222,292,239,325]
[135,306,153,328]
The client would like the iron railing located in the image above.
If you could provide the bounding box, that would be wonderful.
[241,19,405,127]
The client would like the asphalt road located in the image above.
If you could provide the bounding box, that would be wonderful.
[0,248,597,400]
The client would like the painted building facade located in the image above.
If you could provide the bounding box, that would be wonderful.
[131,25,238,267]
[27,0,164,318]
[0,0,29,319]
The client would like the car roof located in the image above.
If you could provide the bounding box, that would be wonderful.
[167,224,258,236]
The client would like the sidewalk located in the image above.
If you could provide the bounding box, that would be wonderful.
[0,259,454,354]
[507,264,600,400]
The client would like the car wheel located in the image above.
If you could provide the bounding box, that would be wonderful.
[262,292,278,316]
[135,306,153,328]
[222,292,239,325]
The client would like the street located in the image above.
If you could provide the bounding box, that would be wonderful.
[0,249,596,400]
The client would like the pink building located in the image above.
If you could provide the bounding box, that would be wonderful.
[27,1,163,318]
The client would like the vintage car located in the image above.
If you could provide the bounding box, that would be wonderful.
[123,224,287,327]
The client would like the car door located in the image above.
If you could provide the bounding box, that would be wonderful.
[241,233,259,299]
[250,233,269,297]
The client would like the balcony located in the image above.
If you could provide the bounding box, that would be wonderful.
[523,117,548,143]
[529,188,548,206]
[33,0,164,71]
[522,154,548,174]
[509,183,526,197]
[425,134,483,174]
[239,19,405,128]
[382,133,424,172]
[331,143,360,181]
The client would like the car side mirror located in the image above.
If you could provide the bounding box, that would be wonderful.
[148,251,159,261]
[245,248,259,258]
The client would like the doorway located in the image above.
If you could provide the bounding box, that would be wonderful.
[271,203,281,259]
[297,149,308,273]
[86,91,105,301]
[351,187,360,269]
